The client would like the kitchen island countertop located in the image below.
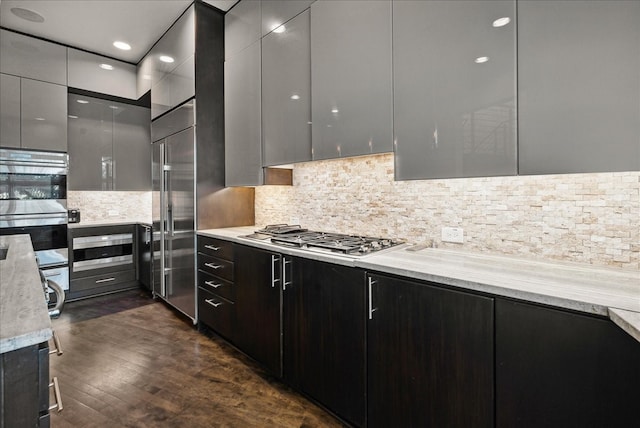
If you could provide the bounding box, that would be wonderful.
[199,226,640,342]
[0,235,52,354]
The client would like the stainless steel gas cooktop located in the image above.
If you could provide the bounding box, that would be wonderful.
[243,224,403,257]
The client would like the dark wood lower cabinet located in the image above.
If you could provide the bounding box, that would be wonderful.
[234,244,282,376]
[283,257,366,427]
[367,273,495,428]
[496,298,640,428]
[0,341,50,427]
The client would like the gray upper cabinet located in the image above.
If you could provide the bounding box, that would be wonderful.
[67,48,137,99]
[112,102,151,190]
[0,73,21,148]
[225,0,261,60]
[68,94,151,190]
[518,0,640,174]
[225,41,262,186]
[21,79,67,152]
[68,94,113,190]
[261,0,314,36]
[262,9,312,166]
[393,0,517,180]
[145,6,196,119]
[0,29,66,85]
[310,0,393,160]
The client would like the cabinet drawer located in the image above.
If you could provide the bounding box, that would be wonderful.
[198,253,234,282]
[197,236,233,260]
[70,269,136,292]
[198,270,234,302]
[38,344,49,413]
[198,287,234,340]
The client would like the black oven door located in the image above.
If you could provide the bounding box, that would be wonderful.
[0,223,68,253]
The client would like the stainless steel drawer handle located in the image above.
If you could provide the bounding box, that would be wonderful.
[95,277,116,284]
[204,263,222,270]
[49,330,63,356]
[205,299,223,308]
[204,245,220,251]
[205,280,223,288]
[49,377,63,412]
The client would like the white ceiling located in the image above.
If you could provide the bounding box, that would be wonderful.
[0,0,238,64]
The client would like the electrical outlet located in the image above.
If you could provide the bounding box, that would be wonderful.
[108,209,119,217]
[441,227,464,244]
[290,217,300,225]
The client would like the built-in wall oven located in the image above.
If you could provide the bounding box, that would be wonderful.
[0,148,70,291]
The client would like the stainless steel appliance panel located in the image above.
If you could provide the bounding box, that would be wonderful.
[152,107,196,321]
[164,126,196,319]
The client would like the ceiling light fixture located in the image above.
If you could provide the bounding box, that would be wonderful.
[492,17,511,27]
[99,63,114,70]
[159,55,175,63]
[10,7,45,23]
[474,56,489,64]
[113,41,131,51]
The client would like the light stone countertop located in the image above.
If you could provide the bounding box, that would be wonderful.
[0,235,52,354]
[198,226,640,342]
[609,308,640,343]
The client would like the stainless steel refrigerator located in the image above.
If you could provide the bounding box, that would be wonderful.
[152,101,196,321]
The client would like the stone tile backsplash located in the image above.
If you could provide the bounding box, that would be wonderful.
[255,153,640,270]
[67,191,152,223]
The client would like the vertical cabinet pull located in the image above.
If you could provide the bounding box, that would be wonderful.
[271,254,281,287]
[49,377,63,412]
[49,330,63,356]
[368,276,378,320]
[282,258,292,291]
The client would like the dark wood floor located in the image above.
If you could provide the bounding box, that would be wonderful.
[50,290,344,427]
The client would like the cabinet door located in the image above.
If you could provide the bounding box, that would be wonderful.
[283,257,366,427]
[168,55,195,109]
[68,94,113,190]
[393,0,517,180]
[67,48,137,99]
[367,274,494,428]
[224,0,261,60]
[261,0,314,36]
[518,1,640,174]
[262,9,312,166]
[224,41,262,186]
[149,6,195,86]
[136,224,152,289]
[0,29,67,85]
[496,299,640,428]
[310,0,393,160]
[112,102,151,190]
[21,79,67,152]
[234,244,281,376]
[0,73,20,148]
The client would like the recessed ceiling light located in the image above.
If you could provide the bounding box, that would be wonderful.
[10,7,45,23]
[99,63,114,70]
[76,99,89,104]
[159,55,175,63]
[492,17,511,28]
[113,41,131,51]
[290,94,300,100]
[474,56,489,64]
[272,24,286,34]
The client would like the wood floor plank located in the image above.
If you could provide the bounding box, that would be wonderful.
[50,290,345,427]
